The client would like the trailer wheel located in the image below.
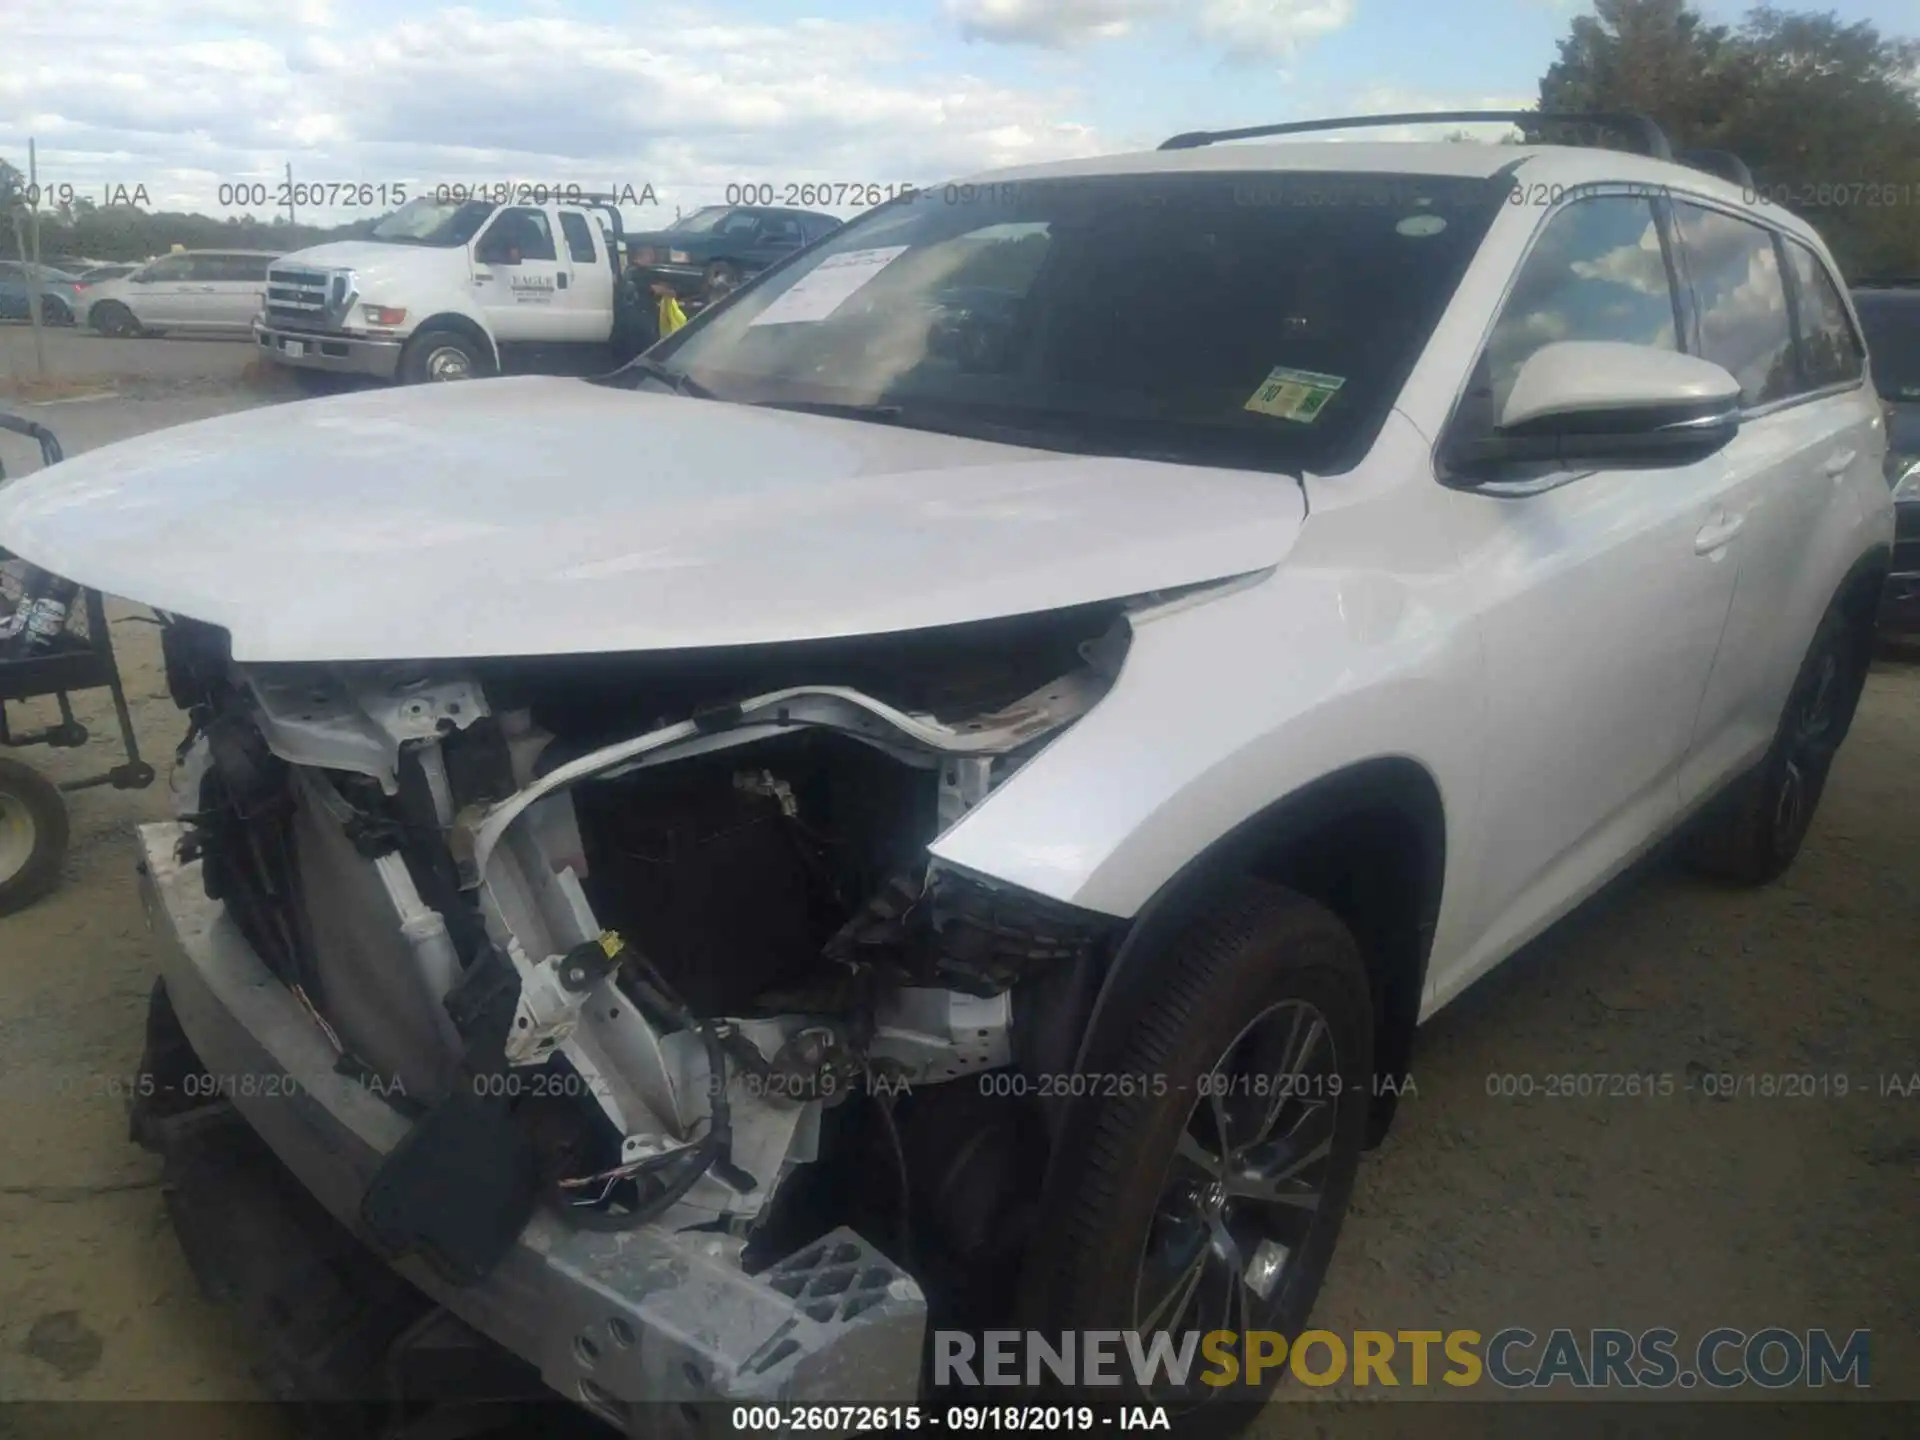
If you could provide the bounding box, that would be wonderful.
[0,756,69,916]
[399,328,491,384]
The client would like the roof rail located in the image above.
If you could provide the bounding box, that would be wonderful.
[1157,110,1674,161]
[1677,149,1754,188]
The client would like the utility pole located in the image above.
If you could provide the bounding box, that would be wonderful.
[19,137,49,384]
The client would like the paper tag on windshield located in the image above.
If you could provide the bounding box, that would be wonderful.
[748,246,910,326]
[1244,366,1345,423]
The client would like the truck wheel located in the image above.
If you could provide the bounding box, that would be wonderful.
[1018,880,1372,1421]
[1684,604,1862,886]
[399,329,490,384]
[90,301,141,337]
[0,757,69,917]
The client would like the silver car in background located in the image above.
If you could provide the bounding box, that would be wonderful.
[81,250,282,337]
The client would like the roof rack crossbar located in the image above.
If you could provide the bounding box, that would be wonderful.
[1157,110,1674,161]
[1677,149,1754,188]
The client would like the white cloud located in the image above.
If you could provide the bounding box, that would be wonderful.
[0,0,1105,223]
[944,0,1356,58]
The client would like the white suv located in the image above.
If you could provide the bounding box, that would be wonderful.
[0,113,1893,1421]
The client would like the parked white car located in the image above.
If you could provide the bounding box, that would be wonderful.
[0,113,1894,1423]
[82,250,281,337]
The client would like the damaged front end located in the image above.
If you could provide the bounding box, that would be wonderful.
[152,602,1136,1408]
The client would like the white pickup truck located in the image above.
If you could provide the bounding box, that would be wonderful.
[254,195,626,384]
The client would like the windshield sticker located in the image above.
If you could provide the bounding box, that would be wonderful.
[748,245,910,326]
[1244,366,1346,423]
[1396,213,1448,237]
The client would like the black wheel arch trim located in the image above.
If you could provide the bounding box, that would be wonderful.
[1033,754,1446,1217]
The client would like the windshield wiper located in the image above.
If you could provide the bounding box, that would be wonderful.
[619,356,716,399]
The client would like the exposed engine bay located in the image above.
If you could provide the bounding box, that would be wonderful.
[159,602,1142,1323]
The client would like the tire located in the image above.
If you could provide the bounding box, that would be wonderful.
[90,301,140,337]
[40,295,73,326]
[704,259,741,296]
[1683,603,1861,886]
[0,756,70,917]
[398,328,490,384]
[1018,880,1373,1425]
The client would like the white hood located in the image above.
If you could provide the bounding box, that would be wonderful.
[0,378,1304,663]
[271,240,465,294]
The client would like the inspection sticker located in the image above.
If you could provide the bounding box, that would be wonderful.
[748,245,909,326]
[1244,366,1345,422]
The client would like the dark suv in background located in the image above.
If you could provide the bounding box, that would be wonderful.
[1855,281,1920,634]
[623,204,840,298]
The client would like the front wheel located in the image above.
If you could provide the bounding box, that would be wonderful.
[0,756,70,917]
[40,295,73,326]
[1019,880,1373,1424]
[398,328,491,384]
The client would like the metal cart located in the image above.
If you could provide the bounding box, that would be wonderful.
[0,414,156,916]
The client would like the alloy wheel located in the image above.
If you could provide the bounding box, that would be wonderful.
[423,345,474,381]
[1130,998,1342,1400]
[1774,646,1842,859]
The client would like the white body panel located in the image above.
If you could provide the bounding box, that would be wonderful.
[2,140,1898,1038]
[0,378,1304,665]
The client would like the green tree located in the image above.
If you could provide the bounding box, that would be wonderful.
[1539,0,1920,279]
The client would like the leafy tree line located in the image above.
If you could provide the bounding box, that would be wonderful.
[1539,0,1920,279]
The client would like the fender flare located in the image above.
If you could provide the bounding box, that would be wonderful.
[1027,756,1446,1199]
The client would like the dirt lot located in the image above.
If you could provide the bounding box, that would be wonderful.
[0,323,1914,1432]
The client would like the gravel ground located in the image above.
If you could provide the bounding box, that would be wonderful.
[0,326,1913,1433]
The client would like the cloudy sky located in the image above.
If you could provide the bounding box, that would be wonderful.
[2,0,1911,226]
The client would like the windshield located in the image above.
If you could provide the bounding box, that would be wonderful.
[368,198,497,247]
[1856,294,1920,402]
[616,171,1506,474]
[667,206,734,235]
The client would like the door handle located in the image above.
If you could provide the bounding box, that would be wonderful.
[557,273,568,290]
[1694,512,1745,555]
[473,274,494,283]
[1821,449,1856,477]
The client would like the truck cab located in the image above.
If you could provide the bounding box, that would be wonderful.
[254,195,623,383]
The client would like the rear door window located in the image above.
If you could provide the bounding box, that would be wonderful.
[1783,241,1863,391]
[1670,202,1796,407]
[559,212,599,264]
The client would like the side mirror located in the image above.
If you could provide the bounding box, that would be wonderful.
[1448,341,1744,480]
[129,271,152,283]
